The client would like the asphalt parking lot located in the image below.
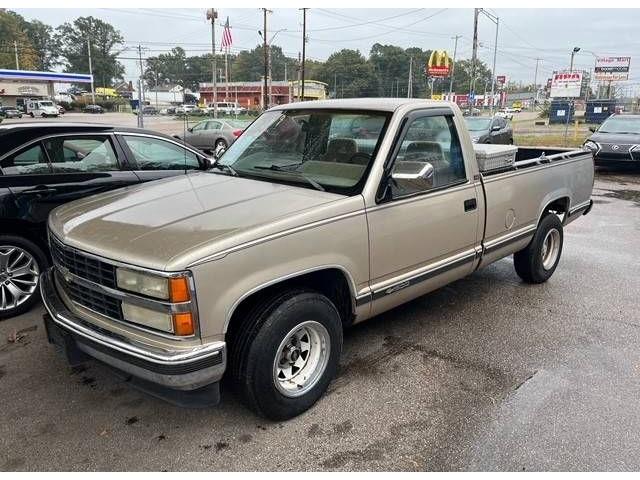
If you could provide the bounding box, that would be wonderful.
[1,168,640,471]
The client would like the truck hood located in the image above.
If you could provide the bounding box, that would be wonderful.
[49,172,347,270]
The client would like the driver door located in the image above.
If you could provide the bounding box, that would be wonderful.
[366,110,482,315]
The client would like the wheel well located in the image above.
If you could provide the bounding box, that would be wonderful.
[0,219,49,261]
[226,268,355,334]
[541,196,569,224]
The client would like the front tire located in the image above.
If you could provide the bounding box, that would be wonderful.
[514,213,563,284]
[0,236,48,319]
[215,138,228,149]
[228,290,342,420]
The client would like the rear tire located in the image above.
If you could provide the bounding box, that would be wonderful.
[227,289,342,420]
[514,213,563,284]
[215,138,228,149]
[0,235,48,320]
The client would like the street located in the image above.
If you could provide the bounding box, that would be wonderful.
[1,170,639,471]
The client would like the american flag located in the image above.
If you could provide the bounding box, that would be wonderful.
[221,17,232,51]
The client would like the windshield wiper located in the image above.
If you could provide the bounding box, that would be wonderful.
[253,164,325,192]
[210,162,239,176]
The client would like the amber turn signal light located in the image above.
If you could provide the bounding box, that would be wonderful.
[173,312,195,336]
[169,277,190,303]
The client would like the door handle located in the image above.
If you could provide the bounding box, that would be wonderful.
[22,187,57,195]
[464,198,477,212]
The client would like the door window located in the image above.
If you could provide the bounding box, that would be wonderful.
[206,121,222,130]
[43,136,119,173]
[389,115,466,198]
[191,121,207,132]
[0,143,50,175]
[123,135,201,170]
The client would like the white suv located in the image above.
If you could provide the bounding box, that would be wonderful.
[206,102,246,115]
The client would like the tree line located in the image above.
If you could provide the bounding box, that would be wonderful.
[0,9,494,98]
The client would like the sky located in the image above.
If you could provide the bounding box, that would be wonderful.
[12,8,640,94]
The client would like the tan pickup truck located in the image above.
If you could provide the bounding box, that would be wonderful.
[41,99,594,419]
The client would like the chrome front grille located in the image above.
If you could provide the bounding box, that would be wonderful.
[50,236,117,288]
[59,274,124,321]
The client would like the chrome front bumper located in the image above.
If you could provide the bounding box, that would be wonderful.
[40,268,226,393]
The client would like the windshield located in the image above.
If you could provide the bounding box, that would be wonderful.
[465,117,492,131]
[599,116,640,134]
[218,109,390,194]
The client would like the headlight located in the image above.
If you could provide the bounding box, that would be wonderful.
[583,140,599,152]
[122,302,174,332]
[116,268,191,302]
[471,137,480,143]
[117,268,169,299]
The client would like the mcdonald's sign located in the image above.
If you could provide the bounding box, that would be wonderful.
[427,50,451,78]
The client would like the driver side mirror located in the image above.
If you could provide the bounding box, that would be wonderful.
[187,127,193,133]
[589,126,597,133]
[391,161,434,194]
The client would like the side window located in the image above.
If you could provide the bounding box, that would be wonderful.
[122,135,201,171]
[44,136,119,173]
[192,122,207,132]
[0,143,51,175]
[390,115,466,198]
[206,121,222,130]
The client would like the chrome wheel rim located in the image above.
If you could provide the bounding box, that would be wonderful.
[0,245,39,312]
[273,320,330,398]
[541,228,561,270]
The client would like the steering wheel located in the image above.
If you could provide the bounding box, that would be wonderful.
[348,152,372,165]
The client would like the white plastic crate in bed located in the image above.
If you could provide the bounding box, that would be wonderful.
[473,144,517,172]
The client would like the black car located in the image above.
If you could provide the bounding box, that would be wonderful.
[584,114,640,167]
[465,115,514,145]
[84,104,104,114]
[0,123,212,318]
[0,106,23,119]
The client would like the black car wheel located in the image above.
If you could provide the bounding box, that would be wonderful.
[514,213,563,284]
[0,236,48,320]
[215,139,228,149]
[228,289,342,420]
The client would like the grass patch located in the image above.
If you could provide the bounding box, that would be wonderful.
[515,134,584,148]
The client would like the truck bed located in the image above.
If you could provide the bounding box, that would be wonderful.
[482,146,587,177]
[477,146,594,268]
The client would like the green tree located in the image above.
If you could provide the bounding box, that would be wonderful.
[24,19,59,71]
[56,16,125,88]
[231,44,289,82]
[317,49,377,98]
[0,10,38,70]
[450,58,493,95]
[144,47,187,88]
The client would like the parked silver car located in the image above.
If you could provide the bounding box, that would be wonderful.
[174,119,248,152]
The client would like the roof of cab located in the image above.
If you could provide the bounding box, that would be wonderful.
[273,97,454,112]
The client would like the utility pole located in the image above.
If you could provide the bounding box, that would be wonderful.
[87,38,96,105]
[534,58,541,105]
[263,8,269,110]
[13,41,19,70]
[449,35,461,99]
[469,8,479,114]
[489,14,499,115]
[407,57,413,98]
[300,8,308,101]
[207,8,218,118]
[137,44,145,128]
